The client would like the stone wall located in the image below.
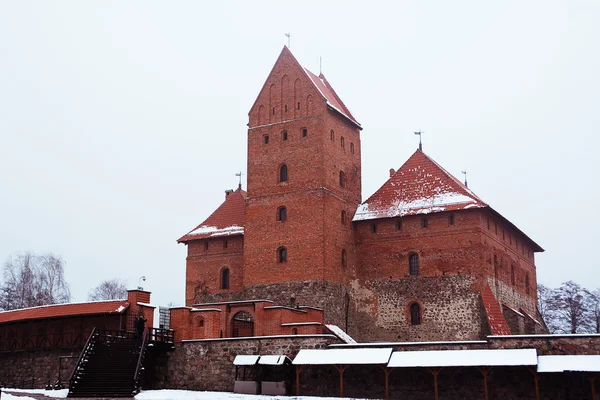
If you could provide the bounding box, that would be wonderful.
[149,334,340,392]
[0,348,80,388]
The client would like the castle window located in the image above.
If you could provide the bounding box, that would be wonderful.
[341,249,347,267]
[278,247,287,263]
[297,102,300,110]
[410,303,421,325]
[511,265,516,286]
[204,241,209,251]
[292,328,298,335]
[199,319,204,327]
[409,253,419,276]
[371,224,377,233]
[302,128,307,137]
[264,135,269,144]
[279,164,288,182]
[449,214,455,225]
[282,131,288,141]
[330,130,335,141]
[525,273,530,295]
[272,107,275,115]
[350,143,354,154]
[339,170,346,187]
[223,240,228,249]
[284,104,288,112]
[396,220,402,231]
[341,136,345,149]
[421,217,428,228]
[221,268,230,290]
[341,210,347,225]
[277,206,287,221]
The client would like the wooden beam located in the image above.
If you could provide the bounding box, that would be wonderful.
[379,366,392,400]
[428,367,442,400]
[589,374,597,400]
[528,367,540,400]
[335,365,348,397]
[295,366,303,396]
[477,367,492,400]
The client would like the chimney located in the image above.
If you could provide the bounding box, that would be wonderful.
[389,168,395,177]
[225,189,234,198]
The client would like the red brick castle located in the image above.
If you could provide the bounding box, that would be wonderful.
[178,46,546,342]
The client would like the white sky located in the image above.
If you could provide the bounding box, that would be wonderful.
[0,1,598,307]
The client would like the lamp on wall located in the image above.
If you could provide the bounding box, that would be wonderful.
[138,276,146,290]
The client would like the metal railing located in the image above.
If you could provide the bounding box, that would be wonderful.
[67,327,97,390]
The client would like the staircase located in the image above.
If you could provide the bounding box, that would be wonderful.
[68,328,148,398]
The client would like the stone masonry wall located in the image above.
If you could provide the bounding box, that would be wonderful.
[0,348,80,388]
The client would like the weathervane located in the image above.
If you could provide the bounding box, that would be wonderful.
[414,130,424,151]
[462,170,468,187]
[235,171,244,189]
[285,33,291,48]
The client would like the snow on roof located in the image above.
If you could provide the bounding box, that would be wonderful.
[387,349,538,368]
[537,355,600,372]
[0,299,129,324]
[293,348,393,365]
[325,324,357,344]
[258,355,291,365]
[177,188,246,243]
[137,302,156,308]
[330,340,488,348]
[280,322,322,326]
[502,304,525,317]
[233,355,260,366]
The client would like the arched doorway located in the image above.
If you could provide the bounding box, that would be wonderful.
[231,311,254,337]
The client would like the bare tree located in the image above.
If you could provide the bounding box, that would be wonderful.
[547,281,590,334]
[0,252,71,311]
[584,289,600,334]
[88,279,128,301]
[537,283,554,329]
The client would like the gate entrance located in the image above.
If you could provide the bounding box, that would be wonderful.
[231,311,254,337]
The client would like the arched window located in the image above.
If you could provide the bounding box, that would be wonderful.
[341,249,347,267]
[221,268,230,290]
[330,130,335,141]
[350,143,354,154]
[341,210,347,225]
[409,254,419,276]
[410,303,421,325]
[292,328,298,335]
[232,311,254,337]
[277,206,287,221]
[278,247,287,263]
[279,164,288,182]
[339,170,346,187]
[341,136,345,149]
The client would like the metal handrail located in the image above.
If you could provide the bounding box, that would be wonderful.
[68,327,97,388]
[133,328,149,393]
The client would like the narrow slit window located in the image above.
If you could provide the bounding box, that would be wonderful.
[410,303,421,325]
[282,131,288,141]
[279,164,288,182]
[409,254,419,276]
[449,214,455,225]
[341,136,345,149]
[302,128,307,137]
[278,247,287,263]
[341,249,347,267]
[330,130,335,141]
[341,210,347,225]
[396,220,402,231]
[221,268,230,290]
[421,217,428,228]
[371,224,377,233]
[277,206,287,221]
[339,170,346,187]
[264,135,269,144]
[350,143,354,154]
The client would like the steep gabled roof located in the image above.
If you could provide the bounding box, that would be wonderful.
[177,188,247,243]
[354,149,487,221]
[249,46,360,128]
[0,299,129,324]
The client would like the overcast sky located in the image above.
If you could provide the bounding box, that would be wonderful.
[1,1,598,307]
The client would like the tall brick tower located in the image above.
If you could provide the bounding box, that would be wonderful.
[243,46,362,325]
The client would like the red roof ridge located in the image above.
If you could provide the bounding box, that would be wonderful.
[178,187,247,243]
[0,298,128,316]
[0,299,129,324]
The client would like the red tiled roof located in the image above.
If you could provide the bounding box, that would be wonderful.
[304,68,360,127]
[178,188,247,243]
[0,300,129,324]
[354,149,487,221]
[481,284,512,335]
[520,308,542,325]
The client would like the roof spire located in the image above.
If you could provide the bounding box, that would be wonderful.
[414,130,424,151]
[461,170,468,187]
[285,32,291,48]
[235,171,244,190]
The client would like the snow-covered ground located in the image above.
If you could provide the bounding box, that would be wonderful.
[1,388,368,400]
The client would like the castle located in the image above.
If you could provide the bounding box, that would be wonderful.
[177,46,546,342]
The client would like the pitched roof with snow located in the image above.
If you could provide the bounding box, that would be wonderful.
[178,188,247,243]
[354,149,487,221]
[0,299,129,324]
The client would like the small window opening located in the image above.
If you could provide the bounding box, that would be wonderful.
[204,241,209,251]
[302,128,307,137]
[339,170,346,187]
[279,164,288,182]
[292,328,298,335]
[449,214,455,225]
[409,254,419,276]
[341,249,347,267]
[199,319,204,327]
[272,107,275,115]
[410,303,421,325]
[284,104,288,112]
[341,210,347,225]
[371,224,377,233]
[278,247,287,263]
[421,217,428,228]
[277,206,287,221]
[330,130,335,141]
[223,240,228,249]
[282,131,288,140]
[396,220,402,231]
[297,102,300,110]
[264,135,269,144]
[221,268,230,290]
[350,143,354,154]
[341,136,345,149]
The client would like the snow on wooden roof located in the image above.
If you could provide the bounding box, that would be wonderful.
[388,349,538,368]
[233,355,260,366]
[178,188,246,242]
[325,324,357,344]
[537,355,600,372]
[0,299,129,324]
[293,348,393,365]
[258,355,291,365]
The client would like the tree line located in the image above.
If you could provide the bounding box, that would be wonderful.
[538,281,600,334]
[0,251,128,311]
